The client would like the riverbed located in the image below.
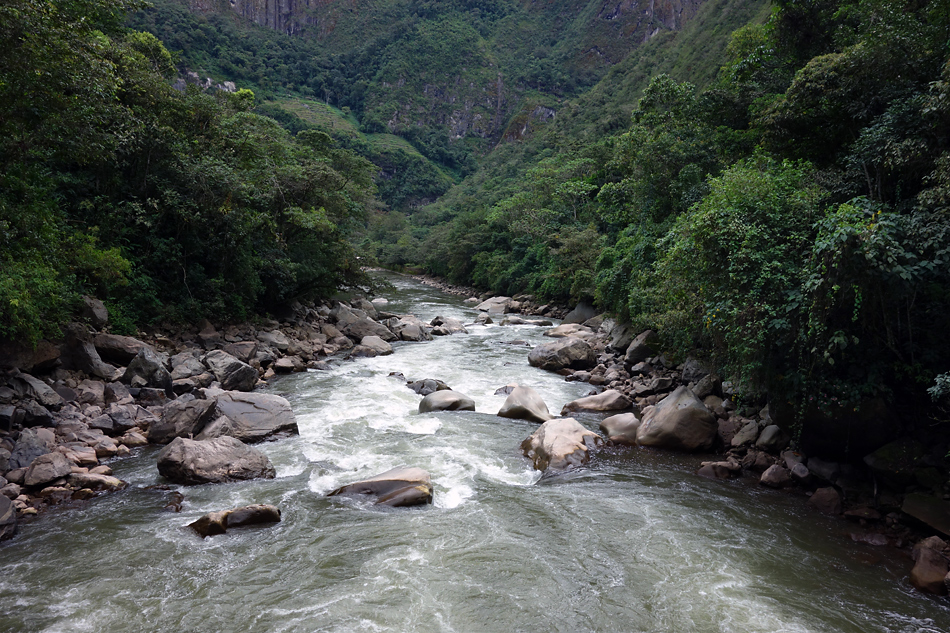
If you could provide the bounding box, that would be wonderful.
[0,273,948,632]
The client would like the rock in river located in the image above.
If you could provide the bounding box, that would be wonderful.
[599,413,641,445]
[211,391,299,443]
[527,338,596,372]
[189,504,282,537]
[419,390,475,413]
[560,389,632,416]
[328,467,433,507]
[497,385,553,423]
[520,417,604,472]
[157,436,276,485]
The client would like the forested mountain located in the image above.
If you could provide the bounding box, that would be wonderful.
[2,0,949,422]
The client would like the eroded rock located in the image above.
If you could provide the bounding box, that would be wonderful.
[497,385,553,423]
[520,417,604,472]
[156,436,276,485]
[327,467,433,507]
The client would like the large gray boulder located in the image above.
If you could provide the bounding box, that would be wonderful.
[520,417,604,472]
[474,296,511,314]
[328,467,433,507]
[606,322,635,353]
[497,385,553,423]
[64,323,117,379]
[148,398,218,444]
[342,317,396,343]
[121,347,172,392]
[210,391,299,442]
[430,316,468,335]
[0,494,16,541]
[560,389,632,416]
[407,379,451,396]
[80,296,109,329]
[599,413,641,445]
[543,323,594,339]
[24,452,72,487]
[93,334,154,365]
[635,386,717,452]
[202,350,258,392]
[562,302,597,325]
[170,352,206,381]
[9,372,64,410]
[527,338,596,372]
[624,330,659,366]
[388,316,432,342]
[360,336,393,355]
[8,428,51,470]
[156,436,276,485]
[419,390,475,413]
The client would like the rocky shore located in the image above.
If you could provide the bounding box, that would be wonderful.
[2,285,950,597]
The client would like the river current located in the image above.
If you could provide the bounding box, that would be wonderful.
[1,273,948,632]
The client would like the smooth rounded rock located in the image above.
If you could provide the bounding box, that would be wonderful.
[527,338,596,372]
[419,390,475,413]
[497,385,553,423]
[599,413,641,445]
[328,467,433,507]
[560,389,632,416]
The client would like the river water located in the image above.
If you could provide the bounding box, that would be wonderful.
[1,273,948,632]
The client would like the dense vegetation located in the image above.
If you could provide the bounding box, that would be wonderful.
[0,0,378,344]
[404,0,950,413]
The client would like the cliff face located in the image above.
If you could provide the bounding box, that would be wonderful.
[185,0,710,143]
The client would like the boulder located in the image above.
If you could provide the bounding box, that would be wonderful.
[520,417,604,472]
[389,316,432,342]
[222,341,258,364]
[189,504,281,537]
[807,457,841,484]
[730,421,759,447]
[76,379,106,407]
[67,472,127,491]
[474,297,511,314]
[624,330,659,366]
[808,487,842,515]
[202,350,258,392]
[80,295,109,329]
[902,493,950,538]
[560,389,632,416]
[0,494,16,541]
[104,382,134,405]
[543,323,593,339]
[328,467,433,507]
[562,302,597,324]
[360,336,394,355]
[606,322,635,353]
[156,436,276,485]
[430,316,468,335]
[0,339,60,374]
[599,413,641,445]
[419,390,475,413]
[910,537,950,595]
[8,428,51,470]
[211,391,299,442]
[497,385,553,423]
[407,379,451,396]
[148,398,218,444]
[527,338,596,372]
[635,386,717,452]
[93,334,154,365]
[755,425,790,453]
[9,372,64,410]
[697,459,741,480]
[759,464,792,488]
[680,358,710,384]
[64,323,117,379]
[121,347,172,393]
[257,330,291,352]
[24,452,72,487]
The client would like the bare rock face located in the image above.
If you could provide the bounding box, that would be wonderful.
[599,413,641,445]
[527,338,596,372]
[202,350,258,392]
[189,504,281,537]
[328,467,433,507]
[419,390,475,413]
[497,385,553,423]
[211,392,299,442]
[520,417,604,472]
[560,389,632,416]
[148,398,218,444]
[635,386,717,452]
[156,436,276,485]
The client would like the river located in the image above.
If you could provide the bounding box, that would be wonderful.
[1,273,948,632]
